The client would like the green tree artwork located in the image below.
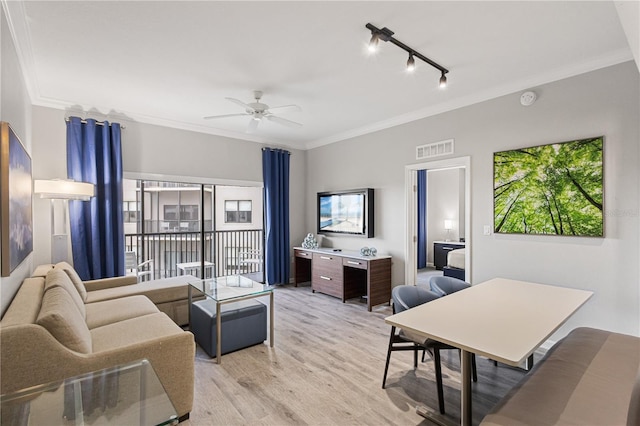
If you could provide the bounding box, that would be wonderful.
[494,137,603,236]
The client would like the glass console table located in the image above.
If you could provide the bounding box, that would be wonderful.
[188,275,274,364]
[0,359,177,426]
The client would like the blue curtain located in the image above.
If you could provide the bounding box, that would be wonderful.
[67,117,124,280]
[262,148,290,285]
[417,169,427,269]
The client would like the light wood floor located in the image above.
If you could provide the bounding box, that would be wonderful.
[185,284,528,426]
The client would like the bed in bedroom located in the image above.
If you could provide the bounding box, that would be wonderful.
[443,248,465,280]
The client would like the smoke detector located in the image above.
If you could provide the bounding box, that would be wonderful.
[520,91,537,106]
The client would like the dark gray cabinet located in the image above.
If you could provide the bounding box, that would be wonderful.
[433,241,465,270]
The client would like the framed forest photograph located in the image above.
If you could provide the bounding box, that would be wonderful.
[494,136,603,237]
[1,122,33,276]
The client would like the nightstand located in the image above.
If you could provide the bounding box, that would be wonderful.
[433,241,465,270]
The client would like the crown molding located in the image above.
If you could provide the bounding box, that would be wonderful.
[31,95,304,150]
[2,0,40,103]
[4,0,633,152]
[304,48,634,150]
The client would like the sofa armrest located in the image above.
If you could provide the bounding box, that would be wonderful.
[1,324,195,418]
[84,275,137,292]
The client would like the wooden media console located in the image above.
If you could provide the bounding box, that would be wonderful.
[294,247,391,311]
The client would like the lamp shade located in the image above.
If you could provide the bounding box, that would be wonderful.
[444,219,453,230]
[34,179,94,201]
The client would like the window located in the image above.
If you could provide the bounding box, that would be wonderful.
[225,200,252,223]
[123,201,139,223]
[164,205,198,221]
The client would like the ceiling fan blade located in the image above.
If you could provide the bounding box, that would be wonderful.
[268,104,302,113]
[266,115,303,128]
[226,97,255,111]
[247,118,260,133]
[203,113,249,120]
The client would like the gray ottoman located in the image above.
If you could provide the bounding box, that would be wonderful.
[190,298,267,358]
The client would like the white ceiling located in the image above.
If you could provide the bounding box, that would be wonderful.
[4,1,634,149]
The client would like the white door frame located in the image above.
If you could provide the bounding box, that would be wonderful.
[404,156,471,286]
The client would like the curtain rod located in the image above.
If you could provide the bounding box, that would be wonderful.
[64,117,126,129]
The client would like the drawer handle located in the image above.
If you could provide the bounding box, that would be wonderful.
[320,275,331,281]
[320,256,332,260]
[443,247,455,250]
[347,261,361,265]
[299,252,308,256]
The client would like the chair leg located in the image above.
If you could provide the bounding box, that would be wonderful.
[434,349,445,415]
[413,344,418,369]
[382,326,395,389]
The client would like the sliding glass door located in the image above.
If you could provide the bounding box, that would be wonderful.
[123,179,263,282]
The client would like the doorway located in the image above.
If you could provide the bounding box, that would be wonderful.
[405,156,471,286]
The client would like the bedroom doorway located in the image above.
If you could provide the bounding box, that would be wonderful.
[404,156,471,286]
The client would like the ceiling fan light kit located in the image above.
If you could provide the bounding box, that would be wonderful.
[204,90,302,133]
[366,23,449,89]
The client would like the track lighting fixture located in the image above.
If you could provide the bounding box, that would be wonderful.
[366,23,449,88]
[406,53,416,72]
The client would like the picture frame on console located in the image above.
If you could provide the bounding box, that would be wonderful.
[0,122,33,276]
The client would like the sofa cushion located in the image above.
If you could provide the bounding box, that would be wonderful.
[85,276,192,305]
[45,269,86,318]
[90,312,186,353]
[54,262,88,302]
[85,295,159,329]
[36,287,92,354]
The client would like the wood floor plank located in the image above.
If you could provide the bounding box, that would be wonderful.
[185,284,528,425]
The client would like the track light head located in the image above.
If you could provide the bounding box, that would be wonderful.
[368,32,379,53]
[406,53,416,72]
[439,72,448,89]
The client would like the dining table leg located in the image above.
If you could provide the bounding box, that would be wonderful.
[460,349,473,426]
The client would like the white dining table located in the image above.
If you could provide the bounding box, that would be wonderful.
[385,277,593,426]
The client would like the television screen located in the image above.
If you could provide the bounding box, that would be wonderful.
[317,189,374,237]
[493,136,603,236]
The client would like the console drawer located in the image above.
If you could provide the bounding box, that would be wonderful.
[312,253,342,297]
[343,257,368,270]
[295,249,312,259]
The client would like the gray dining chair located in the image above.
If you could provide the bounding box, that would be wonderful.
[429,275,470,297]
[382,285,457,414]
[429,275,486,372]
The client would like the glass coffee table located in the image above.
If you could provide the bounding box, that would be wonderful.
[188,275,274,364]
[0,359,177,426]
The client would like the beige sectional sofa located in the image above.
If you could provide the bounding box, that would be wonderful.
[0,262,196,419]
[33,262,195,326]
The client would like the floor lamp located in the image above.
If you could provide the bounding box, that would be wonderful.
[34,179,94,263]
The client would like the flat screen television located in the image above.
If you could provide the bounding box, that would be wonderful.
[317,188,374,238]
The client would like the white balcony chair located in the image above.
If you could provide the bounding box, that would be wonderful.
[125,251,154,281]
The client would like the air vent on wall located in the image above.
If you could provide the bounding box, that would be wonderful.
[416,139,454,160]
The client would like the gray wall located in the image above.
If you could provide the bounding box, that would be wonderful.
[0,8,33,314]
[305,62,640,338]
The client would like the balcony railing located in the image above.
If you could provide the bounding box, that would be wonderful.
[125,229,264,281]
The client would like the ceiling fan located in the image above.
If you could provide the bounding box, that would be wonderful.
[204,90,302,133]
